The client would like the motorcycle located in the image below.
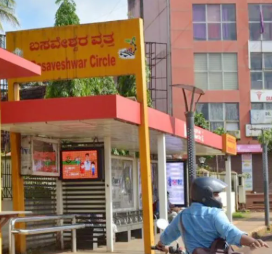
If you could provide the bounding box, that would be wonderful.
[151,218,185,254]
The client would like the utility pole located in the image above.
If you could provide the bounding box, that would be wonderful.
[251,127,270,230]
[140,0,144,19]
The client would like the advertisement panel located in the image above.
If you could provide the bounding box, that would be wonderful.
[112,158,134,211]
[166,162,186,206]
[241,154,253,191]
[6,19,143,83]
[251,110,272,124]
[138,162,158,210]
[21,136,59,177]
[62,150,98,179]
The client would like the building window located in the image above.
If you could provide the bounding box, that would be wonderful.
[194,53,238,90]
[249,4,272,41]
[193,4,237,41]
[196,103,239,131]
[250,53,272,89]
[251,102,272,110]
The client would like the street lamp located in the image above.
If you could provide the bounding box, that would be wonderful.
[199,157,206,167]
[171,84,205,185]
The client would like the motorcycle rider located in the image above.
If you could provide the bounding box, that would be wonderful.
[156,177,269,253]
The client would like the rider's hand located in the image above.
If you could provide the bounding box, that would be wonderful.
[249,239,269,250]
[156,241,169,253]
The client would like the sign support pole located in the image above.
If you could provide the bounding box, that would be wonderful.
[136,19,154,254]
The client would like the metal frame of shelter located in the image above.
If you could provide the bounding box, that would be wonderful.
[0,18,231,254]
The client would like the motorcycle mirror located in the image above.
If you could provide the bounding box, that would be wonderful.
[156,218,169,230]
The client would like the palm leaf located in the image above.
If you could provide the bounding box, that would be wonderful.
[0,2,19,31]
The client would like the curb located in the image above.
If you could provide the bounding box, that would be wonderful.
[233,225,270,251]
[249,225,271,238]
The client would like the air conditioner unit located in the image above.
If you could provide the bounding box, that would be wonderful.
[227,130,241,140]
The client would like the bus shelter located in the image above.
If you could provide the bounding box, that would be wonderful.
[0,18,233,254]
[1,94,225,253]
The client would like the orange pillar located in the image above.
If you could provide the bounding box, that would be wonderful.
[8,82,26,254]
[135,19,154,254]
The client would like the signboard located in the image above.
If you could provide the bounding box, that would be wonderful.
[6,19,143,83]
[251,90,272,102]
[62,150,98,179]
[222,134,237,155]
[184,124,204,143]
[166,162,186,206]
[241,154,253,191]
[251,110,272,124]
[245,124,272,137]
[237,144,262,153]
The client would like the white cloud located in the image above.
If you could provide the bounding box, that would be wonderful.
[76,0,127,24]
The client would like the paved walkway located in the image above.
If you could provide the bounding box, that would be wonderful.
[48,212,271,254]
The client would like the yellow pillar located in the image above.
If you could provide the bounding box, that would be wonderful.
[8,82,26,254]
[136,20,154,254]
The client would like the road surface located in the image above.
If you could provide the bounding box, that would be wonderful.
[241,237,271,254]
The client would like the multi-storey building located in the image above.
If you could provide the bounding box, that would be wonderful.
[128,0,272,192]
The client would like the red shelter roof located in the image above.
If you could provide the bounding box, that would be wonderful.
[0,48,41,79]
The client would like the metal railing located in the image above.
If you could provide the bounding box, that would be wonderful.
[9,215,85,254]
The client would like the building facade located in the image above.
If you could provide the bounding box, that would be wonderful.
[128,0,272,192]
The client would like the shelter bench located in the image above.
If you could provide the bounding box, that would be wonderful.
[9,215,85,254]
[113,211,157,242]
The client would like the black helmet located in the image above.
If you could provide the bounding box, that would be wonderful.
[191,177,227,208]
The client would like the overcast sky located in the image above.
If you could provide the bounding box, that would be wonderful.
[3,0,128,32]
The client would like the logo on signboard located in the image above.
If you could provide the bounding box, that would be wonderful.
[256,91,263,101]
[118,36,137,59]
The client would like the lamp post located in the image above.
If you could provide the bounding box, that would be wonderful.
[199,157,206,168]
[171,84,205,186]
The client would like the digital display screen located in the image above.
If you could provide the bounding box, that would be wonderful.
[167,162,186,206]
[62,150,98,179]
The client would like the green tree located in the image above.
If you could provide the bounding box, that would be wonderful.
[258,129,272,151]
[46,77,118,98]
[0,0,19,31]
[213,127,226,135]
[55,0,79,26]
[46,0,117,98]
[117,59,152,107]
[194,112,209,130]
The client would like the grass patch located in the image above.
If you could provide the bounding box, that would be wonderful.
[232,211,250,219]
